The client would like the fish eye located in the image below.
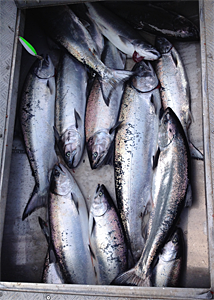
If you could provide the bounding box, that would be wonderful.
[54,169,60,177]
[93,152,98,158]
[66,151,71,157]
[99,191,103,197]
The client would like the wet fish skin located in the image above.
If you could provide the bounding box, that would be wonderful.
[49,163,96,284]
[154,36,203,161]
[55,52,87,169]
[85,2,160,61]
[103,3,199,40]
[85,40,126,169]
[39,217,65,284]
[114,61,161,264]
[20,55,57,220]
[70,4,105,58]
[152,227,184,287]
[113,108,190,286]
[89,184,128,285]
[40,5,132,102]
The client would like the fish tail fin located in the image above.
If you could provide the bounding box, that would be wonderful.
[100,69,132,106]
[22,185,48,220]
[189,140,203,160]
[112,268,151,287]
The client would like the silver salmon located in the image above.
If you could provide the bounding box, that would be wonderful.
[152,227,184,287]
[54,52,87,169]
[48,163,96,284]
[114,61,161,264]
[113,108,190,286]
[103,3,199,40]
[154,36,203,161]
[20,55,57,220]
[85,40,126,169]
[40,5,132,102]
[89,184,127,284]
[85,2,160,62]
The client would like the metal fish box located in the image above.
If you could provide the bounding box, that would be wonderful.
[0,0,213,299]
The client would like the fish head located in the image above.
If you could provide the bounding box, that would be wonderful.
[86,130,112,169]
[162,228,184,261]
[50,163,72,196]
[34,54,55,78]
[155,37,172,54]
[158,108,178,148]
[131,61,159,92]
[61,129,82,169]
[133,42,161,62]
[172,16,199,40]
[91,184,109,217]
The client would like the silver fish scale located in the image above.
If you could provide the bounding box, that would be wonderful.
[21,71,56,195]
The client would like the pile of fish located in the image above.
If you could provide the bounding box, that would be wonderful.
[19,2,201,287]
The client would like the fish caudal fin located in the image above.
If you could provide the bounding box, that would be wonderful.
[189,141,203,160]
[100,69,132,106]
[112,268,151,287]
[22,185,48,220]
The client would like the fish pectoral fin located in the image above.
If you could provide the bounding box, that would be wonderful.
[185,184,193,207]
[189,141,204,160]
[109,120,123,135]
[153,147,160,170]
[22,186,48,220]
[118,35,134,48]
[49,246,57,264]
[53,126,64,156]
[112,268,151,287]
[74,109,82,129]
[38,217,50,244]
[71,192,79,214]
[89,215,96,236]
[88,244,96,260]
[47,79,55,95]
[171,49,178,68]
[150,94,159,115]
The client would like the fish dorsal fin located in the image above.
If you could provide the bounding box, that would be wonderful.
[74,109,81,129]
[47,79,55,95]
[88,243,96,260]
[153,147,160,170]
[171,49,178,68]
[71,192,79,214]
[109,120,123,135]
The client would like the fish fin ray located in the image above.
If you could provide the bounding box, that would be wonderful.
[100,69,132,106]
[153,147,160,170]
[47,79,55,95]
[112,268,151,286]
[185,184,192,207]
[109,120,123,135]
[74,109,81,129]
[88,243,96,260]
[118,35,133,48]
[22,186,48,220]
[71,192,79,214]
[38,217,50,244]
[189,141,203,160]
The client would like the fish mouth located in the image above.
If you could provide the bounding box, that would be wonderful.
[53,164,66,177]
[133,51,144,63]
[65,149,78,169]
